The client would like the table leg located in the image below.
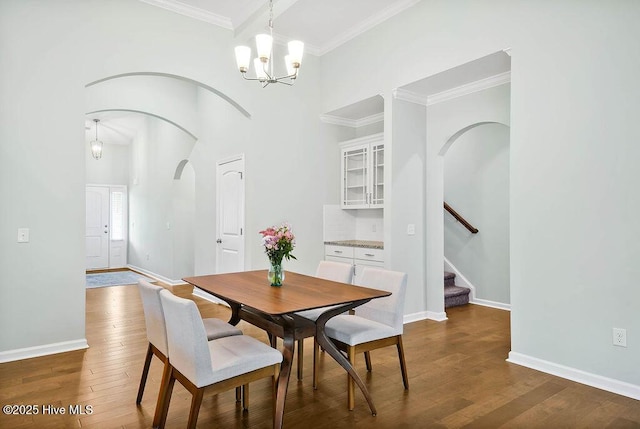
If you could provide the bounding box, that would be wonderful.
[315,302,377,416]
[274,315,295,429]
[228,302,242,326]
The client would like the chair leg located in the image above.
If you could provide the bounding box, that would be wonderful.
[136,343,154,404]
[156,365,176,429]
[153,360,173,427]
[347,345,356,411]
[236,386,241,403]
[312,339,320,389]
[242,383,249,410]
[186,388,204,429]
[297,339,304,380]
[364,351,372,372]
[396,336,409,389]
[268,333,277,348]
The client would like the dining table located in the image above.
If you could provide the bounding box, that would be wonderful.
[183,269,391,429]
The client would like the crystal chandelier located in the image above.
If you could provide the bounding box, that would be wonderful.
[90,119,103,160]
[234,0,304,87]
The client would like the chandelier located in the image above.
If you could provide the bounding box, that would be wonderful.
[234,0,304,87]
[90,119,103,160]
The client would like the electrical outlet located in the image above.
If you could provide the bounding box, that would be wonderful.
[613,328,627,347]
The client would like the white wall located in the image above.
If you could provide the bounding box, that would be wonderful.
[389,97,427,318]
[320,0,640,393]
[86,143,130,185]
[128,116,196,280]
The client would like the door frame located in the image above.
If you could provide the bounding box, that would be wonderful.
[85,184,128,270]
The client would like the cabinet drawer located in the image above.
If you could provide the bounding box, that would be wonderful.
[325,245,354,258]
[354,247,384,262]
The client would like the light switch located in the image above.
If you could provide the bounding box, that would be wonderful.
[407,224,415,235]
[18,228,29,243]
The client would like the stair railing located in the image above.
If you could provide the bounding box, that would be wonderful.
[444,202,478,234]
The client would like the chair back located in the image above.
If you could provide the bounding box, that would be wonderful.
[316,260,353,284]
[159,290,213,386]
[355,267,408,334]
[137,280,168,355]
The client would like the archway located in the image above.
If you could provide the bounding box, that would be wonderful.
[440,121,511,309]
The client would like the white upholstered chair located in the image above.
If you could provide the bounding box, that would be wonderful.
[156,289,283,429]
[318,267,409,410]
[135,280,242,415]
[294,260,353,382]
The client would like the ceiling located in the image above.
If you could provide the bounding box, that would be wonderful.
[139,0,421,56]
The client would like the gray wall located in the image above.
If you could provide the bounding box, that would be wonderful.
[0,0,329,356]
[2,0,639,397]
[320,0,640,391]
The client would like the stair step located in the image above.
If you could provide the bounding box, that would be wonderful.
[444,269,470,308]
[444,271,456,287]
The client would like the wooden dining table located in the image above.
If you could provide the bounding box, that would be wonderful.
[183,269,391,429]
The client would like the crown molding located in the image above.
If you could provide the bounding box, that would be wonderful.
[319,0,421,56]
[320,112,384,128]
[394,71,511,107]
[427,71,511,105]
[139,0,233,29]
[392,88,429,106]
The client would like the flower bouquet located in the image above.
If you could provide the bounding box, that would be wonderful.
[259,223,296,286]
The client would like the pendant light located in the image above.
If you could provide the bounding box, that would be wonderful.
[90,119,103,160]
[234,0,304,87]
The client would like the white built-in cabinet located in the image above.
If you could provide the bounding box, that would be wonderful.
[340,133,384,209]
[324,244,384,282]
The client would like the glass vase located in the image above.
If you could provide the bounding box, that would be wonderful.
[268,260,285,286]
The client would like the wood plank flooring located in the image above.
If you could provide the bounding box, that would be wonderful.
[1,282,638,428]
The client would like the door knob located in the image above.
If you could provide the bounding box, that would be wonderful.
[216,239,222,243]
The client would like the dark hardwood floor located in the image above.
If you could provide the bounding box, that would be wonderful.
[1,282,638,428]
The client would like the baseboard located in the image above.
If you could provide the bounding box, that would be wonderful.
[192,287,229,307]
[127,265,184,286]
[507,351,640,401]
[426,311,448,322]
[0,339,89,363]
[471,299,511,311]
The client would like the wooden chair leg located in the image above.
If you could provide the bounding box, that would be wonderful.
[297,339,304,380]
[186,388,204,429]
[396,335,409,389]
[268,333,277,348]
[153,360,172,427]
[235,386,241,402]
[364,351,372,372]
[242,383,249,410]
[347,345,356,411]
[136,343,154,404]
[313,339,320,389]
[156,365,176,429]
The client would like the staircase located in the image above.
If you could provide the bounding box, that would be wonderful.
[444,271,470,308]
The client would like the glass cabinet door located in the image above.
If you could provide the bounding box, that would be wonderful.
[370,143,384,207]
[342,144,369,208]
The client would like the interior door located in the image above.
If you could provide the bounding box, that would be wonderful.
[86,186,109,269]
[216,156,245,273]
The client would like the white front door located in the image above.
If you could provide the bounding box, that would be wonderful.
[216,155,245,273]
[86,186,109,269]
